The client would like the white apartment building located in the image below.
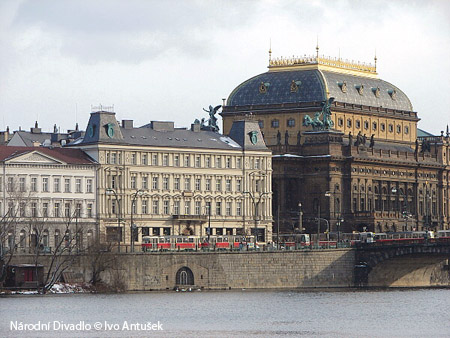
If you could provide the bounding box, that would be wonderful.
[0,146,97,252]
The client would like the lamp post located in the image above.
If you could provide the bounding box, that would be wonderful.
[245,191,270,248]
[106,188,121,252]
[205,202,211,243]
[324,191,331,247]
[391,187,410,231]
[298,202,303,234]
[130,189,144,253]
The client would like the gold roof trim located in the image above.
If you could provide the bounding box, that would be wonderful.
[268,54,378,77]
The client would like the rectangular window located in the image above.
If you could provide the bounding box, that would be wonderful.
[142,200,149,214]
[195,178,201,191]
[152,154,158,166]
[111,200,117,214]
[152,176,159,190]
[111,153,117,164]
[43,202,49,217]
[206,156,211,168]
[255,159,260,169]
[195,156,201,168]
[163,200,170,215]
[174,177,180,190]
[87,203,93,218]
[184,200,191,215]
[206,178,211,191]
[215,156,221,168]
[226,179,231,192]
[271,120,279,128]
[31,202,37,217]
[195,201,201,215]
[64,178,71,192]
[184,155,190,167]
[163,155,168,166]
[236,158,242,169]
[54,178,60,192]
[216,178,222,192]
[31,177,37,192]
[76,203,82,217]
[42,178,49,192]
[142,153,148,165]
[131,153,136,165]
[65,202,71,217]
[76,178,82,193]
[184,177,191,191]
[86,179,93,193]
[163,177,169,190]
[20,202,26,217]
[131,176,136,189]
[111,176,117,189]
[226,202,231,216]
[226,157,231,168]
[236,179,242,192]
[54,202,60,217]
[7,177,14,192]
[216,202,222,216]
[19,177,26,192]
[174,155,180,167]
[236,201,242,216]
[132,200,137,215]
[173,200,180,215]
[142,176,148,190]
[152,200,158,214]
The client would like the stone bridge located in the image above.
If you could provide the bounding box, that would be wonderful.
[355,242,450,287]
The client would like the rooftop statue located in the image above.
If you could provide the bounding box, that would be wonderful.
[303,97,335,131]
[201,105,221,132]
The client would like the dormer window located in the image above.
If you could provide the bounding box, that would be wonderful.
[259,82,270,94]
[372,87,380,98]
[338,81,347,93]
[355,84,364,95]
[290,80,301,93]
[388,89,397,100]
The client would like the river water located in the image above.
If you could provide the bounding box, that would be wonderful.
[1,289,449,337]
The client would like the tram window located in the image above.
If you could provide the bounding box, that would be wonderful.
[142,227,150,236]
[216,229,223,235]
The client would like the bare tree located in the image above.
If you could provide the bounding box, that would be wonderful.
[0,178,34,286]
[29,208,86,294]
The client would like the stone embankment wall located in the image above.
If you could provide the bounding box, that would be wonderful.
[113,249,355,290]
[11,249,355,291]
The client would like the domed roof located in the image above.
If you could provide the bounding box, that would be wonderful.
[227,56,413,112]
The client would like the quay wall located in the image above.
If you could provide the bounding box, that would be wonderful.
[11,249,356,290]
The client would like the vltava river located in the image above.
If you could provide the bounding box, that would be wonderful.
[1,289,449,337]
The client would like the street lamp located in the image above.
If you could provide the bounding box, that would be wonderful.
[106,188,121,252]
[130,189,144,253]
[245,191,270,248]
[392,187,410,231]
[298,202,303,234]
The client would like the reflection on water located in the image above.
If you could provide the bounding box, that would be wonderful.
[1,289,450,337]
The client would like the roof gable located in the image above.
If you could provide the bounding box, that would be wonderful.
[6,151,66,165]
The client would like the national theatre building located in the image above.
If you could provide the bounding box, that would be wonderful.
[222,50,449,234]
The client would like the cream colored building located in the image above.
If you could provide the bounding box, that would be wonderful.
[74,111,272,248]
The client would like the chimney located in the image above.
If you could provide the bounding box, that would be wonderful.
[191,123,201,132]
[122,120,134,129]
[31,121,42,134]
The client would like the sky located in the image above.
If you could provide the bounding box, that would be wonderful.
[0,0,449,135]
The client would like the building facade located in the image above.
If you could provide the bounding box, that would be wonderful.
[0,146,98,253]
[222,52,449,233]
[73,111,272,248]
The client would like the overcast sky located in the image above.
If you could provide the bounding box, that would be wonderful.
[0,0,449,135]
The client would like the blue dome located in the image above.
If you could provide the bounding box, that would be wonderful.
[227,68,413,112]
